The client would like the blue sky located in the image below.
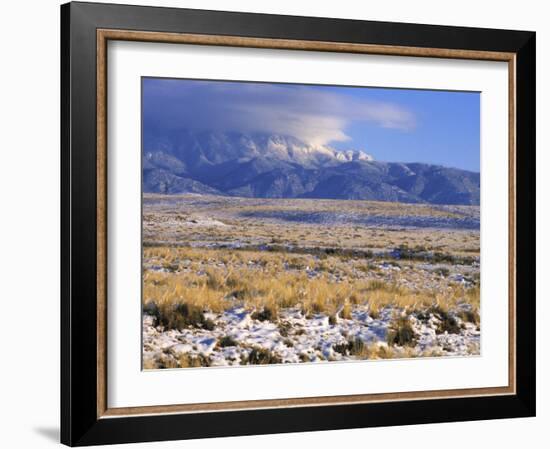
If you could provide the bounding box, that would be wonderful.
[143,78,480,172]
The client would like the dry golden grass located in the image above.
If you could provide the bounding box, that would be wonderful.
[145,221,479,257]
[143,246,479,323]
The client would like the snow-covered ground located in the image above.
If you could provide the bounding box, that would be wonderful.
[143,304,480,369]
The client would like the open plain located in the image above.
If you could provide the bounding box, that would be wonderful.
[142,193,480,369]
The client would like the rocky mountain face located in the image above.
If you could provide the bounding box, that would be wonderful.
[142,131,479,205]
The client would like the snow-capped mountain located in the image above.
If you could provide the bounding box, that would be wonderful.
[142,130,479,205]
[144,131,373,171]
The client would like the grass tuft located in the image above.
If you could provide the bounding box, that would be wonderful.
[387,316,416,347]
[217,335,238,348]
[246,348,282,365]
[252,306,278,322]
[144,299,213,330]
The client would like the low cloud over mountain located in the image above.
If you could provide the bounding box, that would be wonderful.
[143,79,416,147]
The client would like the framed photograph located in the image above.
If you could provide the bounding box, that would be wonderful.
[61,1,536,446]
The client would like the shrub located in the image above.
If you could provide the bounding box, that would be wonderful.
[332,342,350,355]
[154,354,178,369]
[376,345,395,359]
[387,316,416,347]
[436,313,461,334]
[283,338,294,348]
[162,261,180,272]
[247,348,282,365]
[252,306,278,322]
[202,318,216,331]
[429,306,461,334]
[332,337,368,357]
[178,353,210,368]
[147,300,214,331]
[143,300,160,320]
[218,335,238,348]
[347,337,366,356]
[286,256,306,270]
[458,309,479,326]
[278,321,291,337]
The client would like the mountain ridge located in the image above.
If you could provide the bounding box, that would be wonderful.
[142,131,480,205]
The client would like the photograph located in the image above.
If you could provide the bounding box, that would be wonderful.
[141,78,481,369]
[56,2,536,445]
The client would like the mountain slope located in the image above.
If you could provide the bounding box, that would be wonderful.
[142,131,480,205]
[143,168,222,195]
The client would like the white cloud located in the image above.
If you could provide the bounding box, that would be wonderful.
[143,79,416,146]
